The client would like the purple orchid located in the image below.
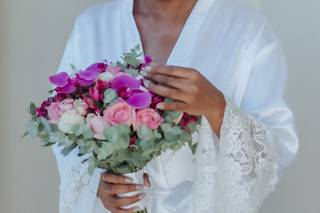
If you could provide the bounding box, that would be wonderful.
[111,73,141,90]
[86,63,107,73]
[110,73,151,109]
[76,70,99,86]
[49,72,76,94]
[76,63,107,86]
[49,72,69,87]
[126,89,152,109]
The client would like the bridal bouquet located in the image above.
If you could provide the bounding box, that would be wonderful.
[25,45,199,187]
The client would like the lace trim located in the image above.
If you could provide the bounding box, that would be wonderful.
[193,99,279,213]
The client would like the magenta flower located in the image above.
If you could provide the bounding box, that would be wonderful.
[76,70,99,87]
[86,63,107,73]
[49,72,69,87]
[144,55,153,64]
[111,73,141,90]
[76,63,107,87]
[49,72,76,94]
[126,89,152,109]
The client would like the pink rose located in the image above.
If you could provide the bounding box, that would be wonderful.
[59,99,75,113]
[46,102,61,124]
[134,108,164,130]
[86,113,109,140]
[103,101,134,126]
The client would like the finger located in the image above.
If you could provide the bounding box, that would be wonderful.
[148,73,190,90]
[150,65,192,78]
[156,101,187,112]
[148,81,187,101]
[102,173,134,184]
[143,173,151,187]
[103,183,144,195]
[113,193,145,208]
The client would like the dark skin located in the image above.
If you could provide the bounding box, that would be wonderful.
[97,1,226,212]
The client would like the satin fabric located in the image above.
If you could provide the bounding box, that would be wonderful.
[53,0,299,212]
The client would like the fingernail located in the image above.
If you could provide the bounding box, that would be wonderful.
[144,66,152,72]
[135,185,144,191]
[124,178,133,184]
[138,193,145,200]
[156,103,164,110]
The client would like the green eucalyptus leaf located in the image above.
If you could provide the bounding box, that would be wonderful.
[26,120,39,136]
[104,89,118,104]
[29,103,37,116]
[116,125,131,136]
[39,117,52,135]
[137,125,155,142]
[103,126,120,143]
[97,142,114,161]
[179,131,192,142]
[79,140,96,155]
[113,136,130,150]
[82,128,95,140]
[61,143,77,157]
[160,123,171,133]
[71,124,82,136]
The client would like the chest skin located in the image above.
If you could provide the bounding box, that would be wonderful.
[132,1,196,65]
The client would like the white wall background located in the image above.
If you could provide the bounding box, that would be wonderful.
[0,0,319,212]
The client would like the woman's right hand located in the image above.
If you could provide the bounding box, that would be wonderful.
[97,172,150,213]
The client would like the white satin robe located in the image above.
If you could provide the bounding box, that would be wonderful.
[52,0,299,212]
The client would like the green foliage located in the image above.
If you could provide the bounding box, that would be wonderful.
[121,45,143,68]
[29,103,37,116]
[137,125,157,142]
[103,89,118,104]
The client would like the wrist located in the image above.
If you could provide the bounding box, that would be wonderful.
[204,92,226,137]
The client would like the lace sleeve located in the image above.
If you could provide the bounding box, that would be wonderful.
[192,100,283,213]
[217,99,280,212]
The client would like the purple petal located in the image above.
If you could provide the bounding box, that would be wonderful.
[144,55,153,64]
[49,72,69,87]
[76,75,95,86]
[77,70,99,81]
[111,74,141,90]
[85,63,107,73]
[126,90,152,109]
[56,83,76,94]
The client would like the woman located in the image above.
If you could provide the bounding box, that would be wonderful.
[52,0,299,212]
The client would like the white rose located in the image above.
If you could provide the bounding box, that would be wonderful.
[58,110,85,134]
[75,99,88,116]
[99,72,114,81]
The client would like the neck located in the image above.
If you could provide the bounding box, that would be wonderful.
[133,0,197,18]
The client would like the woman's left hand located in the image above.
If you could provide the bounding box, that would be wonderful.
[146,65,226,136]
